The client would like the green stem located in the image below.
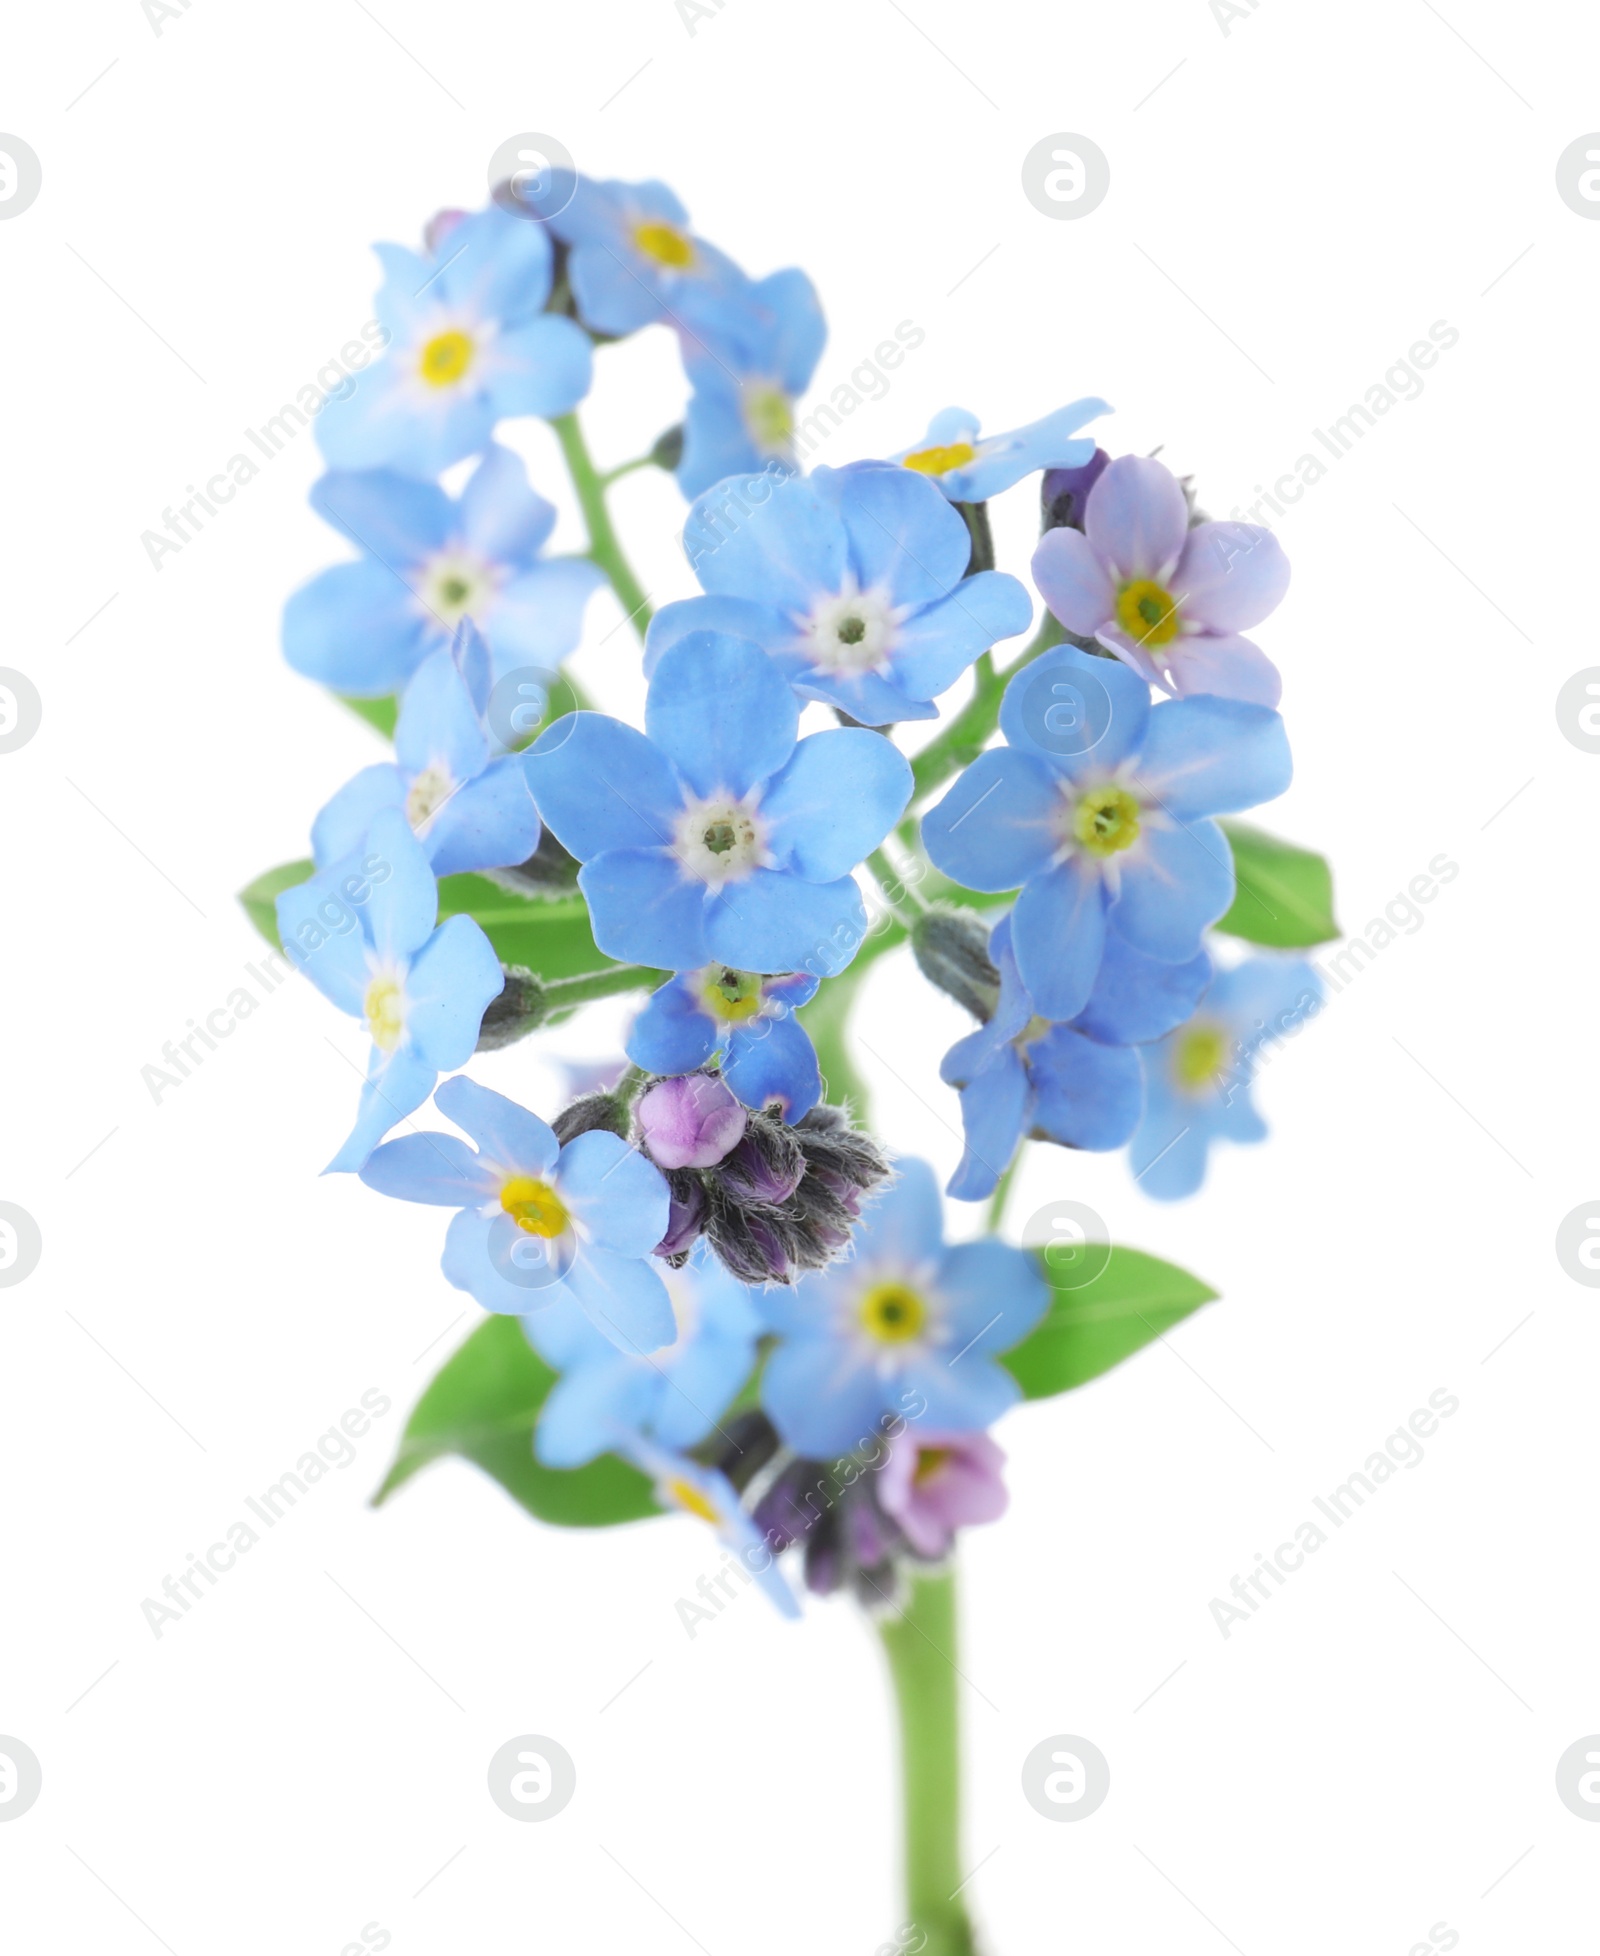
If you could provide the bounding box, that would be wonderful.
[551,410,654,640]
[986,1145,1022,1232]
[544,964,657,1009]
[867,846,927,926]
[877,1568,977,1956]
[599,453,657,488]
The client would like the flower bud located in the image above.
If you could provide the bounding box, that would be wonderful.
[484,828,581,897]
[1041,448,1110,534]
[475,966,547,1051]
[911,905,1001,1022]
[637,1073,747,1170]
[552,1092,629,1143]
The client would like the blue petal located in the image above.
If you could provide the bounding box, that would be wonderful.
[891,571,1033,702]
[484,315,594,420]
[394,647,490,783]
[684,471,844,612]
[645,632,797,798]
[626,978,719,1076]
[1028,1027,1143,1150]
[489,558,605,677]
[436,1074,559,1176]
[760,729,912,882]
[922,749,1062,894]
[830,464,969,608]
[567,240,665,336]
[704,868,865,977]
[948,1047,1030,1202]
[404,915,504,1069]
[564,1245,676,1354]
[359,1131,489,1205]
[761,1337,891,1458]
[1129,1092,1214,1201]
[535,1362,650,1466]
[309,469,452,563]
[1112,816,1234,963]
[311,765,406,870]
[1133,697,1292,818]
[458,444,557,566]
[556,1130,670,1257]
[435,207,553,321]
[282,560,432,693]
[643,595,788,680]
[723,1013,821,1119]
[855,1157,946,1265]
[275,873,371,1012]
[1010,857,1108,1020]
[442,1206,560,1313]
[999,642,1151,781]
[525,714,681,858]
[580,849,710,969]
[779,660,939,729]
[423,755,541,878]
[1076,934,1213,1045]
[1209,956,1323,1056]
[896,1351,1020,1433]
[362,809,438,960]
[325,1044,437,1175]
[937,1238,1050,1347]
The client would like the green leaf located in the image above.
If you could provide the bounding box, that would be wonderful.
[1216,822,1339,948]
[237,860,615,985]
[238,858,313,952]
[436,878,613,981]
[1000,1247,1218,1400]
[374,1315,660,1527]
[338,693,397,738]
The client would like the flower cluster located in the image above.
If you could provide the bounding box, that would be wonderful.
[258,168,1328,1621]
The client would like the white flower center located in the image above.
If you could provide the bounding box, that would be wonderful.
[674,795,768,887]
[405,762,456,835]
[803,582,900,675]
[417,548,497,627]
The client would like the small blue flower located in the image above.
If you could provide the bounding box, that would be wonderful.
[526,629,912,975]
[757,1159,1049,1458]
[284,445,603,696]
[1131,956,1323,1199]
[896,399,1109,503]
[626,1440,800,1618]
[675,270,826,499]
[275,808,504,1172]
[627,966,821,1119]
[523,1245,760,1465]
[942,915,1211,1201]
[649,464,1033,726]
[311,624,541,879]
[548,176,745,338]
[359,1074,676,1352]
[315,208,592,479]
[922,644,1292,1022]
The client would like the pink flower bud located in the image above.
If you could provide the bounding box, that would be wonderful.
[637,1073,747,1170]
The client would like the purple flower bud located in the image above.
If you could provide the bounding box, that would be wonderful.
[637,1073,747,1170]
[655,1172,707,1260]
[718,1126,805,1205]
[1041,447,1111,535]
[877,1430,1009,1559]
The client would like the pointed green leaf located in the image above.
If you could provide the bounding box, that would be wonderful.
[1000,1247,1218,1400]
[239,858,314,952]
[1216,822,1338,948]
[339,693,397,738]
[374,1315,659,1527]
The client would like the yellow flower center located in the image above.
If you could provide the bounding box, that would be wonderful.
[1072,784,1141,858]
[744,384,794,449]
[859,1281,926,1345]
[634,220,695,269]
[667,1475,720,1524]
[363,975,406,1052]
[499,1175,570,1238]
[418,329,475,388]
[700,967,765,1025]
[1115,577,1182,648]
[902,441,977,477]
[1173,1022,1229,1091]
[913,1445,954,1486]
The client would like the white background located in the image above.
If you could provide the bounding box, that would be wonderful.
[3,0,1596,1949]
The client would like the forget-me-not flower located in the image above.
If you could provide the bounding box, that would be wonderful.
[627,967,821,1119]
[549,176,745,338]
[895,400,1109,503]
[675,269,826,499]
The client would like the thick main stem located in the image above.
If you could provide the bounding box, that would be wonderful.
[877,1569,977,1956]
[551,410,654,640]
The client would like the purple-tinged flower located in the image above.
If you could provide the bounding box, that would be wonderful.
[877,1428,1008,1558]
[636,1072,748,1169]
[1032,454,1290,705]
[895,400,1109,503]
[628,966,821,1119]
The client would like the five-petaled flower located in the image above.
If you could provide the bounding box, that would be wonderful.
[895,399,1109,504]
[276,809,503,1173]
[675,270,826,499]
[922,643,1292,1022]
[549,176,745,338]
[526,630,912,975]
[1031,453,1290,706]
[650,463,1033,725]
[628,966,821,1119]
[359,1074,676,1352]
[756,1159,1049,1458]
